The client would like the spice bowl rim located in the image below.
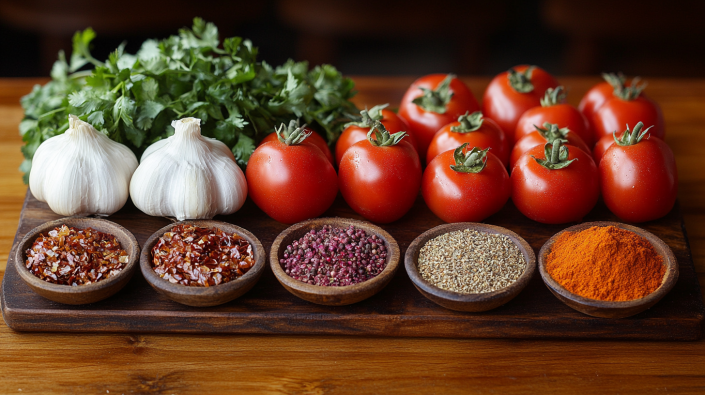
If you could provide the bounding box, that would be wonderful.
[404,222,537,312]
[537,221,679,318]
[13,217,140,305]
[269,217,401,306]
[139,219,266,307]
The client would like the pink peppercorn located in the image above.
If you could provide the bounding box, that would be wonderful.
[280,225,388,286]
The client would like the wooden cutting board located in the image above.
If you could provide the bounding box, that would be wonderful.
[2,191,703,339]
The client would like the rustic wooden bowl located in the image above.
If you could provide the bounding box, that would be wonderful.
[538,221,679,319]
[14,217,140,305]
[140,220,265,307]
[405,223,536,312]
[270,218,401,306]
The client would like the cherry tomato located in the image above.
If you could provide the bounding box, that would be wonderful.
[599,122,677,223]
[259,121,334,165]
[339,123,421,223]
[511,140,599,224]
[426,111,508,167]
[510,123,590,170]
[592,131,625,165]
[398,74,480,160]
[482,65,559,146]
[515,86,592,147]
[578,73,627,132]
[247,126,338,224]
[422,144,510,223]
[593,85,664,141]
[335,105,417,167]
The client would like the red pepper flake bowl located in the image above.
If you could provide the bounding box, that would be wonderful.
[270,218,401,306]
[140,220,265,307]
[14,217,140,305]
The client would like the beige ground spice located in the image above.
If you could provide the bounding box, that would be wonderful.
[418,229,526,293]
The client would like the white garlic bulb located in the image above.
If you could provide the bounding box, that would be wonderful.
[29,115,138,216]
[129,117,247,220]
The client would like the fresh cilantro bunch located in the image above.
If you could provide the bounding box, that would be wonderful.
[19,18,358,182]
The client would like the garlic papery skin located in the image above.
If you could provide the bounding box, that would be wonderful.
[29,115,139,216]
[129,117,247,220]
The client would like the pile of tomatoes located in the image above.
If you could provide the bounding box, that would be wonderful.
[245,68,678,226]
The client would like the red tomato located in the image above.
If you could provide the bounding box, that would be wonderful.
[579,81,615,122]
[398,74,480,160]
[592,132,624,165]
[426,111,508,167]
[593,91,664,141]
[515,86,593,147]
[260,125,334,165]
[422,144,510,223]
[511,141,599,224]
[335,107,417,167]
[599,122,677,223]
[510,123,590,170]
[339,127,421,223]
[482,65,559,146]
[578,73,627,123]
[247,129,338,224]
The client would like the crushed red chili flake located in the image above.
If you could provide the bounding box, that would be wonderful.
[25,224,128,286]
[150,224,255,287]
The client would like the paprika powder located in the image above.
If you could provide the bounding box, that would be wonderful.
[546,225,665,301]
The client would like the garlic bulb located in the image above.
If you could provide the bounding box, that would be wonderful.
[129,117,247,220]
[29,115,138,216]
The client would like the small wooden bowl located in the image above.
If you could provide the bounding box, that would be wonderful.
[140,220,265,307]
[14,217,140,305]
[405,223,536,312]
[270,218,401,306]
[538,221,679,319]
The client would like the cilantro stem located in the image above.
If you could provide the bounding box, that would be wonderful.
[38,107,67,119]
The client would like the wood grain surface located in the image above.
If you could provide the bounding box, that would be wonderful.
[1,77,705,393]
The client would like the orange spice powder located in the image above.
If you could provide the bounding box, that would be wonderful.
[546,226,665,301]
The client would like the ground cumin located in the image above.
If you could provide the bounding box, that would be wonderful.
[546,226,665,301]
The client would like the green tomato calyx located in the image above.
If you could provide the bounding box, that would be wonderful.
[276,120,311,146]
[611,74,647,101]
[412,74,455,114]
[613,122,652,146]
[367,120,407,147]
[532,139,577,170]
[450,143,488,174]
[534,122,571,144]
[540,86,566,107]
[345,104,389,128]
[602,72,627,92]
[508,66,536,93]
[450,111,484,133]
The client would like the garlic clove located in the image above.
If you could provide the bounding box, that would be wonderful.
[29,115,138,216]
[129,117,247,220]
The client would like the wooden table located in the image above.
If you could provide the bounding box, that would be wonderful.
[1,77,704,394]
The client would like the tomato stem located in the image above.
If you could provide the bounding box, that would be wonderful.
[612,76,647,101]
[602,72,627,92]
[411,74,455,114]
[531,140,577,170]
[508,66,535,93]
[450,143,488,173]
[540,86,566,107]
[276,120,312,145]
[534,122,570,144]
[366,120,408,147]
[450,111,484,133]
[613,122,653,146]
[344,104,389,128]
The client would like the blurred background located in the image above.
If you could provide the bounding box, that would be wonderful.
[0,0,703,78]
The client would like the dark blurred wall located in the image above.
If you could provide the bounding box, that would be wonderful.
[0,0,703,77]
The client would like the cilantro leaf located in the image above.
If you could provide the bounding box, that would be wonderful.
[18,18,358,182]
